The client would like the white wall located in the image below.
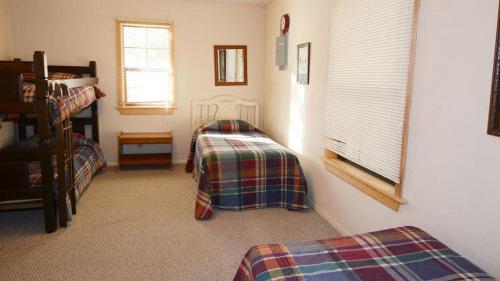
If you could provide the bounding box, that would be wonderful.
[8,0,266,164]
[0,0,11,58]
[0,0,16,149]
[265,0,500,277]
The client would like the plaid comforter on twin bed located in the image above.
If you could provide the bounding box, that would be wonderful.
[185,120,308,219]
[234,226,495,281]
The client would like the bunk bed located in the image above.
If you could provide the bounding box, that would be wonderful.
[0,51,105,233]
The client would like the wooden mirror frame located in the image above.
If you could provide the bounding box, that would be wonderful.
[489,6,500,137]
[213,45,248,86]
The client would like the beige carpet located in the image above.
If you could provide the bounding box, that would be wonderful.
[0,166,340,281]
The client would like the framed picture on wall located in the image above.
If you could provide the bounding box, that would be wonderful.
[489,5,500,137]
[297,42,310,85]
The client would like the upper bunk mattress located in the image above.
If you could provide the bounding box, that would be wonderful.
[1,72,105,125]
[23,83,99,125]
[234,226,495,281]
[185,120,308,220]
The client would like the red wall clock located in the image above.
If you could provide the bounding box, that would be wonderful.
[280,14,290,35]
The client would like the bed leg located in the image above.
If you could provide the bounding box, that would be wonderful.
[57,174,68,227]
[70,189,77,215]
[43,201,57,233]
[58,197,68,227]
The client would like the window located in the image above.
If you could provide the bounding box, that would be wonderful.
[323,0,420,210]
[117,20,175,115]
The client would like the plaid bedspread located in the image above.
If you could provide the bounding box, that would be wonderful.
[22,83,100,125]
[234,226,495,281]
[27,133,106,199]
[1,72,106,125]
[185,120,308,220]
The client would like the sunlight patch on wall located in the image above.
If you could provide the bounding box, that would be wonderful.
[288,74,305,154]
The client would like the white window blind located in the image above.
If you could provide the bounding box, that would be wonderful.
[324,0,417,183]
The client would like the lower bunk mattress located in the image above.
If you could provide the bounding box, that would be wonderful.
[21,133,106,200]
[234,226,494,281]
[185,120,308,220]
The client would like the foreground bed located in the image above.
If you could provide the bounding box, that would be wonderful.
[234,226,494,281]
[185,120,308,219]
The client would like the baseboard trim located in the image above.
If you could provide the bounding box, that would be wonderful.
[309,200,350,236]
[107,160,187,167]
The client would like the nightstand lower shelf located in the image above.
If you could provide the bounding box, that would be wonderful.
[119,153,172,167]
[118,132,173,172]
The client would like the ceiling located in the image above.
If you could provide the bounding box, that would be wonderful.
[184,0,273,7]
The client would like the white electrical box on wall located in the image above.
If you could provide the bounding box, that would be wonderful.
[275,34,288,70]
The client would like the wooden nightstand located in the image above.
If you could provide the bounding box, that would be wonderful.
[118,132,173,172]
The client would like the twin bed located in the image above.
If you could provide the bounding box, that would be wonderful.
[233,226,494,281]
[185,96,308,219]
[185,96,494,280]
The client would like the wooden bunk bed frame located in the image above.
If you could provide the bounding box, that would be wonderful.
[0,51,100,233]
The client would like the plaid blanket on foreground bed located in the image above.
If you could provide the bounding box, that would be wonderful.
[185,120,308,220]
[234,226,494,281]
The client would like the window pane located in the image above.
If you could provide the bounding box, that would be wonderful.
[124,48,147,68]
[125,71,171,103]
[147,28,169,49]
[123,26,146,48]
[148,49,170,69]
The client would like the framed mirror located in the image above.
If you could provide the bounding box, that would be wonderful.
[214,45,247,86]
[489,6,500,137]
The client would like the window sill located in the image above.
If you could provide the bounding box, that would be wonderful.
[322,152,407,211]
[117,106,176,115]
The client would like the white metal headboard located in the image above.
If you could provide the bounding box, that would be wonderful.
[191,95,260,132]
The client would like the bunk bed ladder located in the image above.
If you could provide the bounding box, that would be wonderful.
[55,120,72,226]
[53,84,76,227]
